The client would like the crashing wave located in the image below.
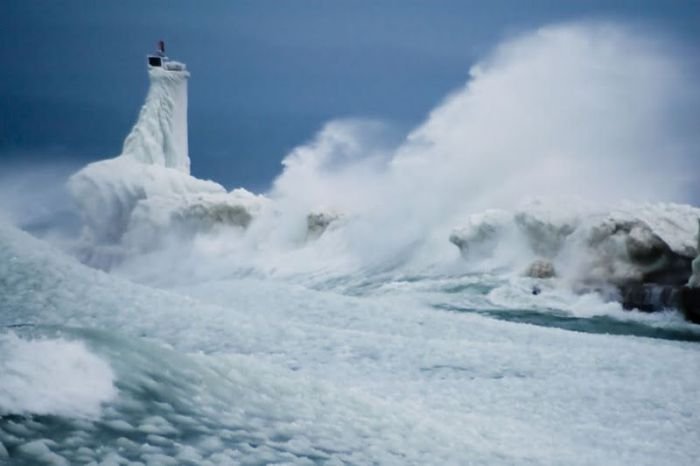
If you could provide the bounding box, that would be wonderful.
[0,332,117,419]
[64,26,700,311]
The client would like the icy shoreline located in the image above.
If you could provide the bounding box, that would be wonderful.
[65,26,700,321]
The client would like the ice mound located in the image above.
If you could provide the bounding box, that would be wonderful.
[68,63,266,266]
[69,158,266,267]
[449,205,580,263]
[450,201,700,289]
[69,157,223,244]
[122,187,265,252]
[568,216,690,288]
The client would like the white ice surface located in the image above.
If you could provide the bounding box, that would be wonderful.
[1,221,700,465]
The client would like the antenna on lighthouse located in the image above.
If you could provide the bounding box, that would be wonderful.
[147,40,186,71]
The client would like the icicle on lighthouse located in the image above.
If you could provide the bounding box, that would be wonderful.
[120,40,191,173]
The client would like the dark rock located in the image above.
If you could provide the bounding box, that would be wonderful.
[680,287,700,324]
[642,256,693,286]
[620,284,700,324]
[620,284,680,313]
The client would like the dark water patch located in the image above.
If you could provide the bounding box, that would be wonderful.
[419,364,530,381]
[436,304,700,343]
[329,272,499,298]
[439,282,494,295]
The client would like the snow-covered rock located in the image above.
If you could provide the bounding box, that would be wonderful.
[524,259,556,279]
[568,216,691,287]
[122,188,266,251]
[450,202,700,289]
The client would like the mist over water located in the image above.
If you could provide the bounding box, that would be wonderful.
[129,22,700,285]
[276,22,697,214]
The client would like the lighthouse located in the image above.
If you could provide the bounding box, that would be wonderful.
[117,41,191,173]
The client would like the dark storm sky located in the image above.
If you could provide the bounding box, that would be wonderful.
[1,1,698,191]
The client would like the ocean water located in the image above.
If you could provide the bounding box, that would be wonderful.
[1,22,700,465]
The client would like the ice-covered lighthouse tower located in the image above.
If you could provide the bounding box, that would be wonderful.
[67,43,260,267]
[68,41,211,254]
[121,40,191,173]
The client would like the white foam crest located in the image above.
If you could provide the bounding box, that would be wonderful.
[0,332,117,418]
[310,25,692,213]
[391,23,697,207]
